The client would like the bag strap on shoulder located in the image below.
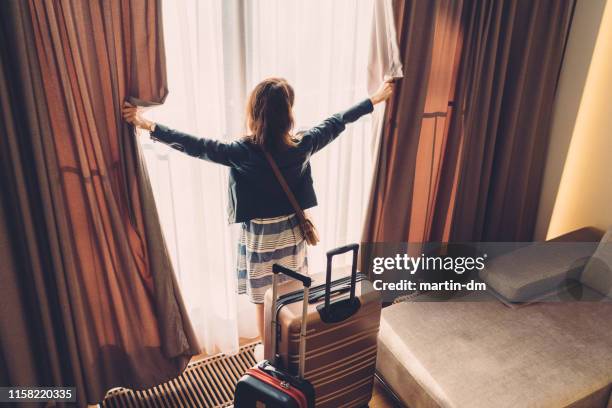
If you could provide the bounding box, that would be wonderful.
[262,149,308,225]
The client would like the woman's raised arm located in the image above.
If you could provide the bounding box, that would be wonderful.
[300,80,394,154]
[122,102,246,166]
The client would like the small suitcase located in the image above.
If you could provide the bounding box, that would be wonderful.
[234,264,316,408]
[264,244,382,408]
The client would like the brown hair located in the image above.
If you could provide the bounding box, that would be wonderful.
[246,77,295,151]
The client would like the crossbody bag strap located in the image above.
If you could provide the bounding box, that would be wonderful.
[262,149,308,225]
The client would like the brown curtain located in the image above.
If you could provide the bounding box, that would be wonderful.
[363,0,575,243]
[363,0,464,243]
[0,1,198,405]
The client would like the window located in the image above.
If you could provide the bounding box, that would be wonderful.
[141,0,376,353]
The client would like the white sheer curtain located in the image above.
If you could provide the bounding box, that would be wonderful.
[244,0,376,271]
[141,0,377,354]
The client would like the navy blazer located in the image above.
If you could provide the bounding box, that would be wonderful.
[150,98,374,223]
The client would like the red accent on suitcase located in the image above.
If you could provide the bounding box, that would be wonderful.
[246,368,308,408]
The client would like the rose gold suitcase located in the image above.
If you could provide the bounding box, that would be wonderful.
[264,244,382,407]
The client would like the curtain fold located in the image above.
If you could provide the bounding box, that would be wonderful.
[368,0,404,93]
[433,0,575,241]
[366,0,405,207]
[363,0,460,243]
[0,0,198,405]
[141,0,258,356]
[363,0,575,244]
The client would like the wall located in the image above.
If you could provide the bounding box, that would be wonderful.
[534,0,611,239]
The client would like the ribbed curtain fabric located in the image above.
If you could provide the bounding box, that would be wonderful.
[0,1,198,405]
[434,0,575,241]
[364,0,452,243]
[363,0,575,243]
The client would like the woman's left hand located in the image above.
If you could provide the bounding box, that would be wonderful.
[370,80,395,105]
[122,101,155,131]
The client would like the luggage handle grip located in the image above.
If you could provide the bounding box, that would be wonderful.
[324,244,359,311]
[272,264,312,287]
[326,243,359,257]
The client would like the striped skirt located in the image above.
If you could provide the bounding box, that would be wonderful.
[237,214,308,303]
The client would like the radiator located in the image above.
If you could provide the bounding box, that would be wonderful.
[103,343,258,407]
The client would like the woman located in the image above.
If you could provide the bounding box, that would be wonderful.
[123,78,393,340]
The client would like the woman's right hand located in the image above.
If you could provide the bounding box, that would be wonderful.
[370,80,395,105]
[122,101,156,131]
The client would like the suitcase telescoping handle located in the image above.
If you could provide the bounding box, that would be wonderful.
[271,264,311,379]
[320,243,361,323]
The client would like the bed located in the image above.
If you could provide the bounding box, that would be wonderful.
[376,228,612,408]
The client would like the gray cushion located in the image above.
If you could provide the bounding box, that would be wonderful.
[580,229,612,297]
[479,242,596,302]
